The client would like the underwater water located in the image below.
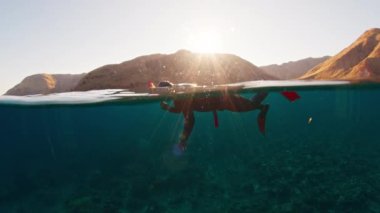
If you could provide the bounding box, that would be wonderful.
[1,82,380,212]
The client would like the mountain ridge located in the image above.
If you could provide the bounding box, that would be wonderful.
[5,73,86,96]
[260,56,330,79]
[74,50,276,91]
[301,28,380,81]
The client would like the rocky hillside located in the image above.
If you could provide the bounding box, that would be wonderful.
[74,50,276,91]
[300,28,380,81]
[5,73,86,96]
[260,56,330,79]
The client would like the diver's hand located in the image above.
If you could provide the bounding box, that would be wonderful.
[178,141,187,151]
[172,140,187,156]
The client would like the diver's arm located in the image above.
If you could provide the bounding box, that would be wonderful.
[178,111,195,150]
[160,101,181,113]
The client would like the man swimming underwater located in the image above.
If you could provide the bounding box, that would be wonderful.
[160,92,270,154]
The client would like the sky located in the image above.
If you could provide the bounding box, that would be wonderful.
[1,0,379,94]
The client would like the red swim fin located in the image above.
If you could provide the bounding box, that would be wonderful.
[213,110,219,128]
[257,105,269,135]
[281,91,300,102]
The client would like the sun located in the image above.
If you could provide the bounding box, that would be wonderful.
[186,30,223,53]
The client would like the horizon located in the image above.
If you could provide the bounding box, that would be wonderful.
[1,0,379,94]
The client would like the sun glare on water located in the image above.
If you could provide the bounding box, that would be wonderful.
[186,30,223,53]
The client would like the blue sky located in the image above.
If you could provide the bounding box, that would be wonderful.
[1,0,379,94]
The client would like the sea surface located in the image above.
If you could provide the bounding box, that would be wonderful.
[1,81,380,212]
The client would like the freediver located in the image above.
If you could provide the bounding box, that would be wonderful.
[160,92,269,154]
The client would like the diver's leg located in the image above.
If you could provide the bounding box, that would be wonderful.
[251,92,268,105]
[174,111,195,154]
[257,104,269,135]
[251,92,269,135]
[226,92,268,112]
